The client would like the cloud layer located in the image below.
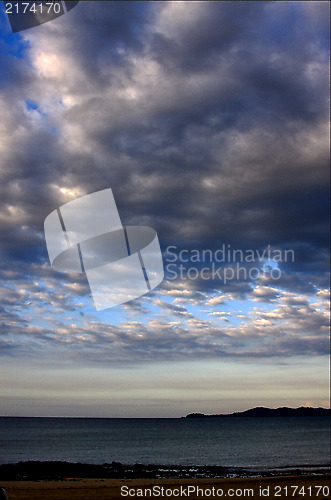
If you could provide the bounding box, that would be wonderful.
[0,1,329,371]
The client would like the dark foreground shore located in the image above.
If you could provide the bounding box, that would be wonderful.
[0,462,330,499]
[0,461,330,480]
[1,476,330,500]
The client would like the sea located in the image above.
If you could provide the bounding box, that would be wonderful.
[0,417,330,472]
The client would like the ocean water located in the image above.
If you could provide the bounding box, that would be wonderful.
[0,417,329,469]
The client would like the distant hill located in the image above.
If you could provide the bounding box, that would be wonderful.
[184,407,331,418]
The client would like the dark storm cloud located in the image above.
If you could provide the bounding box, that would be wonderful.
[0,1,329,362]
[27,0,328,262]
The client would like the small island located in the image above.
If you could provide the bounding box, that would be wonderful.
[183,406,331,418]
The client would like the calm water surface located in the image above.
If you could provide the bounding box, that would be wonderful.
[0,417,329,468]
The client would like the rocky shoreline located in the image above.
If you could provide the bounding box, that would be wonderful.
[0,461,329,481]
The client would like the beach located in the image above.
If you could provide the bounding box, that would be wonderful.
[2,475,330,500]
[1,417,329,498]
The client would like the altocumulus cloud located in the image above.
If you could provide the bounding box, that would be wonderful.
[0,1,329,365]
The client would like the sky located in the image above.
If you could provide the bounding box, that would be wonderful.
[0,1,329,418]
